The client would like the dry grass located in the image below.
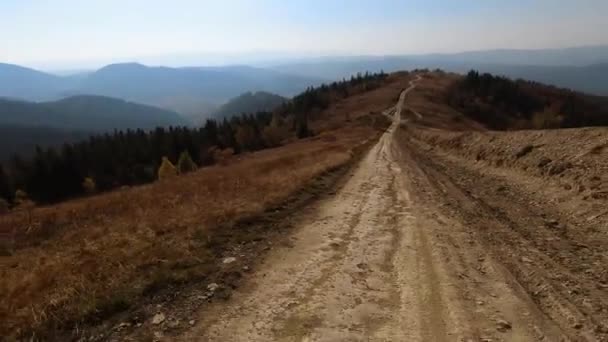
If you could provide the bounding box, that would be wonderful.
[407,72,485,131]
[311,72,412,132]
[0,87,396,338]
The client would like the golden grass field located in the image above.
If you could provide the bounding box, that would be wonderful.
[0,73,410,339]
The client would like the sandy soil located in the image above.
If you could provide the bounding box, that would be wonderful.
[171,74,608,341]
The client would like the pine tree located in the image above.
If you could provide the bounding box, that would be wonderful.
[296,113,311,139]
[177,151,198,174]
[158,156,178,180]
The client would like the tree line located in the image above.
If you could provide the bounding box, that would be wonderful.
[0,71,389,207]
[447,70,608,130]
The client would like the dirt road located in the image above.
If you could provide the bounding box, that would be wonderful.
[178,75,606,341]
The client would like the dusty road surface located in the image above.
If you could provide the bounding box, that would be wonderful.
[178,75,607,342]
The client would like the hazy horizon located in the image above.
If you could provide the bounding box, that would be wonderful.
[2,0,608,70]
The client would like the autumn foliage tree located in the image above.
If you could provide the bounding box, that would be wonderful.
[158,157,178,180]
[177,151,198,174]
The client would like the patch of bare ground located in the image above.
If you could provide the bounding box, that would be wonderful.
[0,74,404,340]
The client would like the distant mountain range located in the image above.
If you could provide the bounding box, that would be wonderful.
[0,62,323,118]
[268,45,608,95]
[2,46,607,117]
[1,44,608,160]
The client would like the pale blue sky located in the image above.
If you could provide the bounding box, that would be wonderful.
[1,0,607,69]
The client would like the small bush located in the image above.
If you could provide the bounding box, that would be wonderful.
[158,157,178,180]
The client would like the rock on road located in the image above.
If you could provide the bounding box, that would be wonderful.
[179,75,569,341]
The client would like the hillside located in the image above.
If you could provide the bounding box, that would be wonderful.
[0,124,91,161]
[445,70,608,130]
[0,96,188,160]
[212,91,286,119]
[0,63,73,101]
[0,71,401,340]
[0,72,390,204]
[0,95,188,132]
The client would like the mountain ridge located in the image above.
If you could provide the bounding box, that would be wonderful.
[0,63,323,117]
[0,94,187,132]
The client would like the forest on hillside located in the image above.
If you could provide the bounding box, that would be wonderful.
[213,91,287,119]
[446,70,608,130]
[0,72,388,206]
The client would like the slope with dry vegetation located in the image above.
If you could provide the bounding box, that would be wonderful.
[0,73,411,340]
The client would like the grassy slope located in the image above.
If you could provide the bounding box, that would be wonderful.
[0,73,410,339]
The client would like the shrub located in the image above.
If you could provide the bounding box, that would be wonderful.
[82,177,97,194]
[177,151,198,174]
[158,157,178,180]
